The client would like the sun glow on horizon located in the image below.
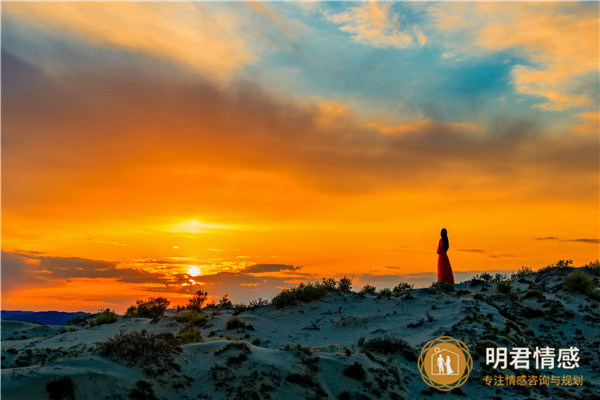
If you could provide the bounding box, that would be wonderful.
[187,265,201,277]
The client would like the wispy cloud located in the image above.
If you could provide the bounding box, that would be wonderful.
[243,264,302,274]
[326,2,426,49]
[534,237,598,244]
[3,2,255,80]
[427,2,599,111]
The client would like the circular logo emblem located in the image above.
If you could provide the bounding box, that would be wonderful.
[418,336,472,391]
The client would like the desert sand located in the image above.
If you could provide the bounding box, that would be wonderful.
[2,266,599,399]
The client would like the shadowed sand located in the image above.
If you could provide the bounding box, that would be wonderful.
[2,266,599,399]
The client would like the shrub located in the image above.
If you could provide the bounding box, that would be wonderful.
[377,288,392,299]
[226,316,246,330]
[179,327,203,345]
[584,260,600,276]
[65,314,93,326]
[286,372,315,387]
[474,272,493,282]
[562,270,595,295]
[539,259,573,273]
[338,276,353,292]
[496,280,512,294]
[392,282,414,296]
[186,290,208,312]
[322,277,337,290]
[272,282,328,309]
[360,285,377,295]
[511,266,533,280]
[343,362,366,381]
[523,289,546,301]
[174,310,207,327]
[362,336,417,362]
[126,297,170,319]
[218,295,232,309]
[97,329,181,367]
[432,281,455,294]
[46,376,74,400]
[90,309,118,327]
[232,298,269,315]
[129,380,158,400]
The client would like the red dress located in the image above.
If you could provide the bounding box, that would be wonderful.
[437,239,454,284]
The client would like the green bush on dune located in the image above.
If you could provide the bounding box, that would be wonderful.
[338,276,353,292]
[90,309,118,327]
[98,329,181,367]
[539,259,573,273]
[584,260,600,276]
[272,277,353,309]
[510,266,533,280]
[174,310,207,327]
[392,282,414,296]
[226,316,246,330]
[562,270,599,301]
[125,297,170,319]
[359,285,377,295]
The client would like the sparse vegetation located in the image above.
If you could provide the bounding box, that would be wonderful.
[432,281,455,294]
[338,276,353,292]
[361,336,417,362]
[125,297,170,319]
[392,282,414,296]
[217,294,232,309]
[474,272,493,282]
[496,280,512,294]
[563,270,597,301]
[272,282,328,309]
[377,288,392,299]
[232,298,269,315]
[226,316,246,330]
[321,277,337,290]
[129,380,158,400]
[539,259,573,273]
[186,290,208,312]
[343,362,366,381]
[97,329,181,367]
[174,310,207,327]
[65,314,93,326]
[360,284,377,295]
[473,272,506,282]
[511,266,533,280]
[523,289,546,301]
[179,327,203,345]
[46,376,74,400]
[584,259,600,276]
[89,309,118,327]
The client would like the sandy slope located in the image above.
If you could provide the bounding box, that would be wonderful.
[2,267,599,399]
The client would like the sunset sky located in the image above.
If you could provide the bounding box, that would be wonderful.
[2,1,598,312]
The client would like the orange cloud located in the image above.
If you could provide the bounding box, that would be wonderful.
[3,2,254,79]
[326,1,426,48]
[429,2,599,111]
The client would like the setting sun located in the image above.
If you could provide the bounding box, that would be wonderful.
[187,265,201,277]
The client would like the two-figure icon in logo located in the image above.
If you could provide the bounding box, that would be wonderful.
[433,347,457,375]
[418,336,472,391]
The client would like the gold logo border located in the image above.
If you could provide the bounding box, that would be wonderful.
[418,336,473,391]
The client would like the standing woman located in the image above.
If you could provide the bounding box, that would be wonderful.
[437,228,454,284]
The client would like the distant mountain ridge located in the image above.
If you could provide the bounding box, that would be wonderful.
[1,310,90,325]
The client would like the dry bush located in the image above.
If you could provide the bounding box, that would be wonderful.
[97,329,181,367]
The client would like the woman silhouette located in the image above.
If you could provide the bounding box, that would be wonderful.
[445,355,454,374]
[437,228,454,284]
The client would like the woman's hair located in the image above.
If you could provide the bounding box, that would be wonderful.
[441,228,449,251]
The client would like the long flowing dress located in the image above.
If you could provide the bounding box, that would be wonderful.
[437,239,454,284]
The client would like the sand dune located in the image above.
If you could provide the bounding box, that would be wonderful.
[2,266,599,399]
